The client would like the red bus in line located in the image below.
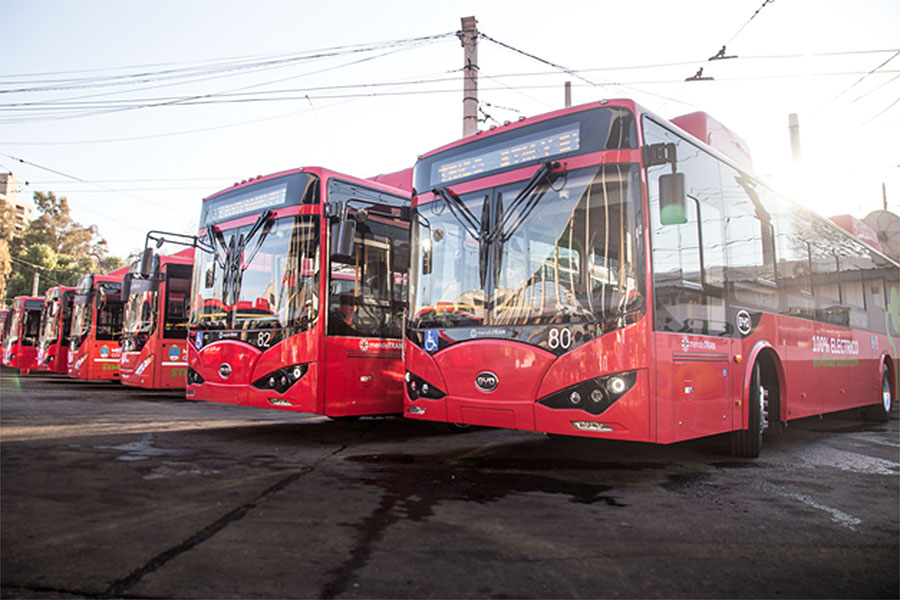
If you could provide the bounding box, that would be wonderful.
[1,296,44,373]
[68,272,126,381]
[403,98,899,457]
[0,309,9,345]
[120,247,193,389]
[186,167,411,417]
[36,286,76,374]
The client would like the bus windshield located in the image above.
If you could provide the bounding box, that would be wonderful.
[190,215,320,333]
[410,164,645,330]
[38,295,66,352]
[122,277,158,352]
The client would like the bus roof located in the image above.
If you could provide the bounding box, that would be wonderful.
[670,111,753,171]
[367,167,413,191]
[203,166,411,204]
[416,98,645,161]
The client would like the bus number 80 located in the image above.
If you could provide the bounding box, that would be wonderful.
[548,328,572,351]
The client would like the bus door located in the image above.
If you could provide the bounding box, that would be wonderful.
[646,129,734,442]
[655,318,733,442]
[324,210,408,417]
[158,263,192,387]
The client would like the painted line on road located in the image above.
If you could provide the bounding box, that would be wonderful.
[755,480,862,532]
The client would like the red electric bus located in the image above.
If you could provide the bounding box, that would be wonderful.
[68,271,126,381]
[187,167,411,417]
[36,286,76,374]
[1,296,44,373]
[403,98,899,457]
[120,246,193,389]
[0,309,9,345]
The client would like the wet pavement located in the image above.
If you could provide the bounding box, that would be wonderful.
[1,367,898,598]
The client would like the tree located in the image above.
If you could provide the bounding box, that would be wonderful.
[3,191,123,304]
[0,238,11,304]
[18,192,97,258]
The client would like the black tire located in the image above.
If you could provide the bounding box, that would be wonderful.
[432,422,474,434]
[862,365,893,422]
[730,361,767,458]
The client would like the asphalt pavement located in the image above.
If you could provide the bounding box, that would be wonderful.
[1,367,898,599]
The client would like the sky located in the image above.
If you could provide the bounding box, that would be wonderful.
[1,0,898,259]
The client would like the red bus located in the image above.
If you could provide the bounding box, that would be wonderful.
[187,167,411,417]
[0,309,9,347]
[403,99,899,457]
[1,296,44,373]
[120,247,193,389]
[36,286,76,374]
[68,272,126,381]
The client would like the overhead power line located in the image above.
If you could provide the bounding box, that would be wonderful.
[0,33,456,94]
[0,152,164,233]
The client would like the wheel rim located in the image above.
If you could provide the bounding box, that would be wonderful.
[755,363,769,435]
[882,371,892,413]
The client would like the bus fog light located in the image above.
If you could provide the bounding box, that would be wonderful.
[268,398,291,407]
[408,406,427,415]
[571,421,613,432]
[608,377,626,395]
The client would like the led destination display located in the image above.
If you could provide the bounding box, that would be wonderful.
[433,124,580,185]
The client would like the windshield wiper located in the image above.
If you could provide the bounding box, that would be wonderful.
[431,185,481,240]
[228,210,276,305]
[491,160,561,244]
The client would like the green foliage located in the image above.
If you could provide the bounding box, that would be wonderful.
[2,191,124,304]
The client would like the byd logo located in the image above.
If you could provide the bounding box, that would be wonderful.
[475,371,499,392]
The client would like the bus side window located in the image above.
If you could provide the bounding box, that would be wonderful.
[776,208,814,319]
[721,164,778,310]
[810,242,843,325]
[645,116,728,336]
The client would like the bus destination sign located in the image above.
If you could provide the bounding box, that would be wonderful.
[204,183,288,226]
[432,124,581,185]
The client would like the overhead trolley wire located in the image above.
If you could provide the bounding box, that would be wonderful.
[0,32,457,94]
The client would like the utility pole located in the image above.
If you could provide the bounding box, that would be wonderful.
[788,113,801,166]
[459,16,479,137]
[564,81,572,108]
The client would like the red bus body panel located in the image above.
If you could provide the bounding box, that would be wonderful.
[68,275,123,381]
[120,250,193,390]
[187,166,409,416]
[404,97,900,445]
[1,296,44,373]
[36,287,75,374]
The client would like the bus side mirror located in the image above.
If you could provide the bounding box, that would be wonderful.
[659,173,687,226]
[139,248,154,278]
[121,274,132,300]
[330,219,357,262]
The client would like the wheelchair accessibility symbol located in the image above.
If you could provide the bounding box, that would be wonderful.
[424,330,439,353]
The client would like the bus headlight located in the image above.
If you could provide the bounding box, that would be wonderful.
[187,367,205,385]
[252,363,309,394]
[405,371,446,400]
[135,355,154,376]
[537,370,638,416]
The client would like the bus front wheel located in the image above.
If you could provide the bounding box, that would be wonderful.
[730,361,769,459]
